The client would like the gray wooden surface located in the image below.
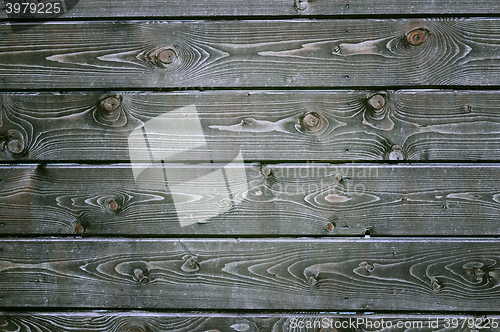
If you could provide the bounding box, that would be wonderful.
[2,90,500,162]
[1,164,500,236]
[0,238,499,310]
[2,19,500,89]
[1,0,499,18]
[2,0,500,321]
[1,312,499,332]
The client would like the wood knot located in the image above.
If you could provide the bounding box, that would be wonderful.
[105,197,119,213]
[4,129,25,155]
[295,0,308,10]
[181,255,200,272]
[406,28,428,46]
[126,327,146,332]
[368,94,386,111]
[261,164,272,177]
[155,47,179,67]
[95,95,127,127]
[301,112,324,132]
[326,222,335,232]
[386,145,405,161]
[359,261,374,272]
[431,279,441,291]
[101,96,121,113]
[7,139,24,154]
[307,276,318,285]
[472,267,485,281]
[133,268,148,283]
[362,91,395,131]
[73,223,84,235]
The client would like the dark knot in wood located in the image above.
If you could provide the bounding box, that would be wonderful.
[133,268,148,283]
[368,94,386,111]
[102,96,121,113]
[301,112,324,132]
[105,197,119,212]
[156,47,179,67]
[73,223,84,235]
[126,327,146,332]
[181,255,200,272]
[295,0,308,11]
[386,145,405,161]
[431,279,442,291]
[4,129,25,155]
[406,28,428,46]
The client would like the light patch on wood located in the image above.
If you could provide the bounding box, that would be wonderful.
[338,37,390,56]
[230,323,250,331]
[446,193,481,201]
[325,194,351,203]
[210,116,297,133]
[422,121,500,135]
[492,194,500,203]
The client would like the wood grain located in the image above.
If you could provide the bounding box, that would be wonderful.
[1,312,499,332]
[1,164,500,236]
[2,19,500,89]
[2,0,499,19]
[0,238,499,310]
[2,90,500,162]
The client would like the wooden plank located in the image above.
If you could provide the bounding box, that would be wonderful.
[0,238,499,310]
[2,90,500,162]
[2,19,500,89]
[1,164,500,236]
[2,312,500,332]
[1,0,500,19]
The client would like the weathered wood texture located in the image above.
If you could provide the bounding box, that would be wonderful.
[2,312,500,332]
[2,0,499,19]
[2,19,500,89]
[2,90,500,162]
[1,164,500,236]
[0,238,499,310]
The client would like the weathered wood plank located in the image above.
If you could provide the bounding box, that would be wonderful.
[0,238,499,310]
[1,0,499,19]
[1,164,500,236]
[2,19,500,89]
[2,312,500,332]
[2,90,500,162]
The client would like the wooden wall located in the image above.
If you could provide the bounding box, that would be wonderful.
[1,0,500,331]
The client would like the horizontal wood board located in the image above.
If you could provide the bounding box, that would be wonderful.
[1,164,499,236]
[0,238,499,310]
[1,312,500,332]
[2,90,500,162]
[2,0,500,19]
[2,19,500,89]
